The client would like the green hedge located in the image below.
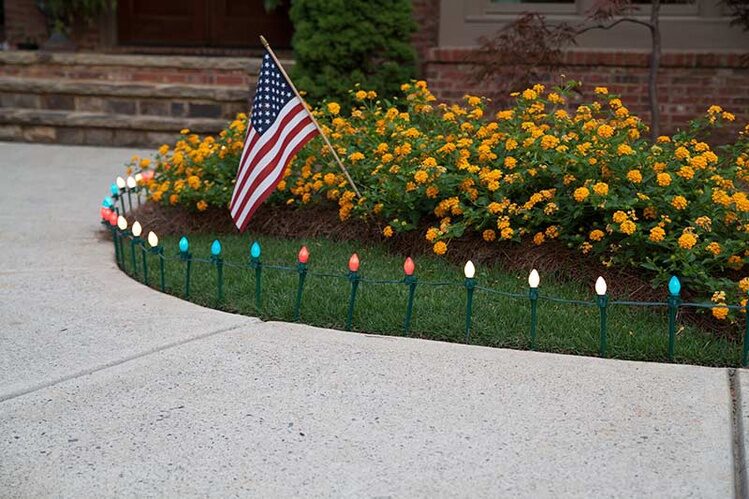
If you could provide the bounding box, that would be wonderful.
[289,0,417,105]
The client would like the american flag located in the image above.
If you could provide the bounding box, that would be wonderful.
[230,50,318,231]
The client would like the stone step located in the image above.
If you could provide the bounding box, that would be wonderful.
[0,77,250,119]
[0,51,270,86]
[0,108,229,147]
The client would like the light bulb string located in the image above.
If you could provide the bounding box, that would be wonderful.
[115,230,746,311]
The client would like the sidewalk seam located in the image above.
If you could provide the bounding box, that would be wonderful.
[0,321,256,404]
[730,369,748,499]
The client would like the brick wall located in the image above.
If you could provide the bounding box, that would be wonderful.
[424,47,749,136]
[3,0,103,50]
[410,0,440,74]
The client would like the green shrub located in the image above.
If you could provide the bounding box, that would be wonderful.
[134,81,749,320]
[289,0,417,105]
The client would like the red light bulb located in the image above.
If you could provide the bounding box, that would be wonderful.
[108,211,118,225]
[348,253,360,272]
[404,257,415,276]
[298,246,309,264]
[100,207,108,219]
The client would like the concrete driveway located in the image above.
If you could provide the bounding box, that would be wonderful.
[0,143,745,497]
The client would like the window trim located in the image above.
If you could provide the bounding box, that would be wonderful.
[485,1,577,15]
[482,0,700,17]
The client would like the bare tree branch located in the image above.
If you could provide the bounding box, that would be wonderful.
[576,17,653,36]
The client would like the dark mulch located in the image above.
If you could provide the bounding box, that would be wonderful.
[127,201,738,338]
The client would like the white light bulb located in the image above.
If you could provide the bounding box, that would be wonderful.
[595,276,607,296]
[147,231,158,248]
[134,173,143,183]
[528,269,540,288]
[116,176,126,189]
[126,176,137,189]
[464,260,476,279]
[131,221,142,237]
[117,215,127,230]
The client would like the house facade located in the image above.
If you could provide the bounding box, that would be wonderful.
[416,0,748,134]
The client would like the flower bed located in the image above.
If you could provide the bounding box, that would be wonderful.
[130,81,749,319]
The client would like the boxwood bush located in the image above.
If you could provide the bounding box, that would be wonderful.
[289,0,417,105]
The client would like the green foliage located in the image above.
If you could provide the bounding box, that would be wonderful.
[288,0,417,105]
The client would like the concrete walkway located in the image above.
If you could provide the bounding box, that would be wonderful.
[0,143,744,497]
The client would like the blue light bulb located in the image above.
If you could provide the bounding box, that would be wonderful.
[668,275,681,296]
[102,197,113,208]
[179,236,189,253]
[110,183,118,195]
[211,239,222,256]
[250,241,261,259]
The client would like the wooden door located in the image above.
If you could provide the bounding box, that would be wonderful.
[209,1,293,48]
[118,0,207,46]
[117,0,292,48]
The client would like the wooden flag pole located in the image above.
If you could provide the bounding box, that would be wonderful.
[259,35,362,198]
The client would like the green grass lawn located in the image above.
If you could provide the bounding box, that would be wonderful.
[114,231,743,367]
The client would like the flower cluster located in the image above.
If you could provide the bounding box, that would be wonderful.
[134,82,749,319]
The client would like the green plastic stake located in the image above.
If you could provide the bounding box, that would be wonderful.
[529,287,539,350]
[126,187,133,213]
[141,242,148,286]
[117,231,125,268]
[463,260,477,342]
[294,262,307,322]
[595,277,609,357]
[215,257,223,304]
[251,257,262,312]
[181,251,192,298]
[346,270,360,331]
[403,275,417,336]
[129,235,138,276]
[156,247,165,292]
[667,276,681,362]
[528,269,540,349]
[111,226,120,267]
[743,292,749,367]
[210,240,223,304]
[401,257,417,335]
[118,193,125,214]
[159,250,165,291]
[293,246,310,321]
[464,280,475,342]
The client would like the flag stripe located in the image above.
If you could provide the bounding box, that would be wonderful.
[229,128,258,211]
[233,120,316,226]
[234,99,303,196]
[231,111,313,219]
[237,125,318,231]
[230,100,302,211]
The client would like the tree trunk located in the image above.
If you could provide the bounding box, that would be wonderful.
[648,0,662,141]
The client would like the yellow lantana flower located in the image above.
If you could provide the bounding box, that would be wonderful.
[656,173,672,187]
[678,232,697,249]
[593,182,609,196]
[573,187,590,202]
[649,226,665,242]
[627,170,643,183]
